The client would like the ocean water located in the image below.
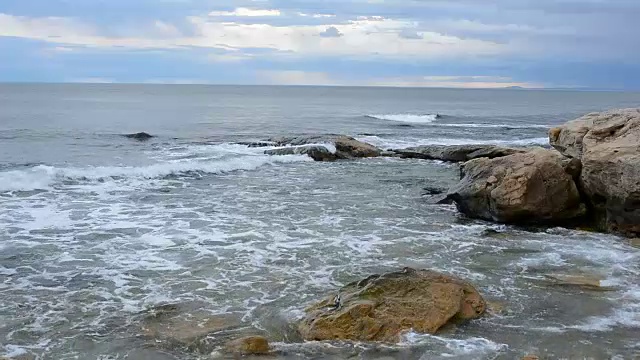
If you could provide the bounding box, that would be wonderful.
[1,84,639,359]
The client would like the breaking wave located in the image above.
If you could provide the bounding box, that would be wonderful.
[356,135,549,150]
[365,114,440,124]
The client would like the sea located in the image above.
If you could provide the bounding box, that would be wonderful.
[1,84,639,359]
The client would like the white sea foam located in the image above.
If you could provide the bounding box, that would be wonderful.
[356,135,548,149]
[0,152,311,192]
[366,113,439,123]
[403,333,508,357]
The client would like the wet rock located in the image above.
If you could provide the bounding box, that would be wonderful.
[444,148,586,224]
[392,144,527,162]
[237,141,277,148]
[628,238,640,248]
[298,267,486,343]
[522,355,540,360]
[267,135,381,159]
[225,336,270,355]
[550,108,640,237]
[141,303,241,353]
[123,132,154,140]
[542,274,617,291]
[264,145,338,162]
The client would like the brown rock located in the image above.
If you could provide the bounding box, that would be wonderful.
[267,135,381,160]
[522,355,540,360]
[225,336,270,355]
[445,148,586,224]
[298,268,486,343]
[550,108,640,236]
[543,274,617,291]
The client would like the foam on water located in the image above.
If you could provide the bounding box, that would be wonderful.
[366,113,439,123]
[0,143,312,192]
[356,135,549,149]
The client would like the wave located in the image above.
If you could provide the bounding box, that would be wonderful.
[0,154,311,192]
[365,114,440,124]
[356,135,548,150]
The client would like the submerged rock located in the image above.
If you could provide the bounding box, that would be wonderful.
[267,135,381,160]
[298,268,486,343]
[264,145,338,162]
[237,141,278,148]
[140,303,240,353]
[542,274,617,292]
[225,336,270,355]
[393,144,527,162]
[123,132,154,140]
[550,108,640,237]
[444,148,586,224]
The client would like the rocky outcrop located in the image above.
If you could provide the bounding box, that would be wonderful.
[225,336,270,355]
[268,135,381,160]
[123,132,154,140]
[393,144,527,162]
[444,148,586,224]
[264,145,338,162]
[298,268,486,343]
[550,108,640,236]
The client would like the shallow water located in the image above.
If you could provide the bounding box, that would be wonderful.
[1,85,639,359]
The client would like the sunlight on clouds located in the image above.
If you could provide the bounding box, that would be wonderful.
[0,12,504,59]
[209,8,281,17]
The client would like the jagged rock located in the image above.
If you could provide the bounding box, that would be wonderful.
[225,336,270,355]
[445,148,586,224]
[267,135,381,159]
[393,144,527,162]
[123,132,154,140]
[550,108,640,236]
[298,268,486,343]
[264,145,338,162]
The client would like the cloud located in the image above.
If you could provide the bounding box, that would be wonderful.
[399,28,423,39]
[208,8,281,17]
[319,26,343,38]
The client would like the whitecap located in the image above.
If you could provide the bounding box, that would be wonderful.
[356,135,548,149]
[366,114,439,123]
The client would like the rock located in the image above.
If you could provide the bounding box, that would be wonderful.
[267,135,381,159]
[522,355,540,360]
[628,238,640,248]
[392,145,527,162]
[422,186,446,196]
[141,303,241,353]
[445,148,586,224]
[298,267,486,343]
[550,108,640,236]
[237,141,277,148]
[225,336,270,355]
[542,274,617,291]
[264,145,338,162]
[123,132,154,140]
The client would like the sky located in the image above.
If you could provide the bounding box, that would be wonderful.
[1,0,640,89]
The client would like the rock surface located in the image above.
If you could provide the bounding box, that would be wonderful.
[393,144,527,162]
[264,145,338,162]
[123,132,154,140]
[268,135,381,160]
[225,336,270,355]
[550,108,640,236]
[445,148,586,224]
[298,267,486,343]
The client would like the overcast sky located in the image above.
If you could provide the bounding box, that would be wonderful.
[1,0,639,89]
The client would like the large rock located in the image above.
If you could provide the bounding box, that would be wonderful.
[550,109,640,236]
[298,268,486,343]
[268,135,381,159]
[123,132,154,141]
[264,145,338,162]
[445,148,586,224]
[393,144,527,162]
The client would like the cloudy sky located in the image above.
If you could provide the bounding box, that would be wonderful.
[1,0,639,89]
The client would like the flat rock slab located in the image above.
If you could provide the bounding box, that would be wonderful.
[392,145,527,162]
